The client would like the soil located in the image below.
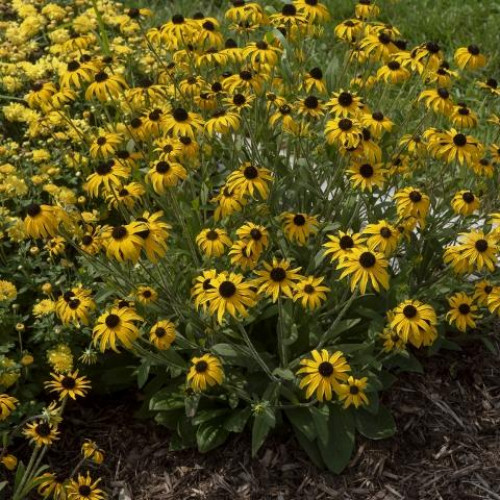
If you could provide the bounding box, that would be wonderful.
[51,342,500,499]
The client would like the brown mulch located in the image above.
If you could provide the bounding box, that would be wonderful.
[56,343,500,500]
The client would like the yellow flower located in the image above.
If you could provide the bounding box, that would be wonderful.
[297,349,351,401]
[337,376,369,408]
[187,354,224,392]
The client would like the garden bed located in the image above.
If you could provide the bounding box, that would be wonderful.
[56,342,500,499]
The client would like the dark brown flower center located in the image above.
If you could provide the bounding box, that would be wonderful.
[475,239,488,252]
[339,235,354,250]
[293,214,306,226]
[155,327,166,338]
[243,165,258,179]
[304,284,315,294]
[36,423,51,437]
[94,71,108,83]
[349,385,359,395]
[270,267,287,282]
[195,360,208,373]
[304,96,319,109]
[458,304,470,315]
[111,226,127,240]
[318,362,334,377]
[338,118,353,131]
[156,161,170,173]
[206,230,219,241]
[173,108,188,122]
[453,134,467,147]
[462,192,475,203]
[359,164,374,178]
[359,251,376,268]
[403,304,417,318]
[219,281,236,298]
[468,45,480,55]
[26,203,41,217]
[61,376,76,389]
[338,92,353,107]
[409,190,422,203]
[105,313,120,328]
[309,67,323,79]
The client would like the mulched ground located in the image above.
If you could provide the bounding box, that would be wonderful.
[56,341,500,500]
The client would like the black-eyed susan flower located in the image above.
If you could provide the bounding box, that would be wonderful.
[477,78,500,96]
[45,370,91,400]
[337,376,369,408]
[224,92,255,112]
[60,60,93,89]
[303,67,327,94]
[150,320,176,350]
[297,349,350,401]
[451,104,478,129]
[223,69,267,94]
[377,60,411,84]
[334,19,363,42]
[187,354,224,392]
[212,185,247,220]
[393,187,430,223]
[26,81,57,108]
[419,87,454,115]
[325,117,362,148]
[89,132,122,159]
[106,182,145,210]
[326,90,365,117]
[37,472,67,499]
[294,0,330,23]
[147,160,188,193]
[293,276,330,310]
[235,223,269,254]
[205,108,241,136]
[379,326,407,352]
[164,108,204,138]
[456,230,498,272]
[0,394,18,421]
[347,161,386,191]
[359,30,398,62]
[84,160,130,198]
[363,220,399,256]
[473,280,495,307]
[226,162,272,199]
[390,300,437,342]
[134,211,170,263]
[323,230,366,263]
[337,247,390,294]
[360,110,394,138]
[253,258,302,302]
[85,70,128,102]
[196,228,232,257]
[24,421,60,447]
[23,203,59,238]
[355,0,380,19]
[191,269,218,310]
[446,293,480,332]
[92,307,143,352]
[281,212,319,245]
[82,440,104,464]
[487,289,500,316]
[243,40,282,66]
[451,191,480,216]
[136,286,158,305]
[229,240,259,270]
[201,271,256,323]
[454,45,487,70]
[101,222,146,263]
[67,472,105,500]
[296,95,325,119]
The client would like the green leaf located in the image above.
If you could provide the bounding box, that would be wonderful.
[310,406,329,446]
[137,361,150,389]
[389,352,424,373]
[191,409,229,426]
[251,406,275,457]
[224,408,251,433]
[211,343,254,368]
[355,404,396,440]
[149,389,185,411]
[285,407,316,441]
[293,427,325,469]
[317,405,355,473]
[184,393,200,418]
[283,323,299,346]
[196,423,230,453]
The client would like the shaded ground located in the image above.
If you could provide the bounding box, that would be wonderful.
[58,343,500,500]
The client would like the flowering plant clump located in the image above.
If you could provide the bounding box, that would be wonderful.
[0,0,499,489]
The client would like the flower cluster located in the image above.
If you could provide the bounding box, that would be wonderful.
[0,0,498,481]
